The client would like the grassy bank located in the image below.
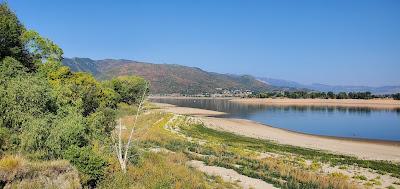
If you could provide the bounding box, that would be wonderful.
[111,104,400,188]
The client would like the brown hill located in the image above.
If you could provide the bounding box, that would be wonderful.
[62,57,273,94]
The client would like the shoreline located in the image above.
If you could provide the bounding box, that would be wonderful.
[153,102,400,162]
[149,96,400,109]
[233,117,400,145]
[231,98,400,109]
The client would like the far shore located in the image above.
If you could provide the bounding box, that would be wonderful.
[149,96,400,109]
[231,98,400,109]
[153,102,400,162]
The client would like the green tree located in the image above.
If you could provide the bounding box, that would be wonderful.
[0,3,34,69]
[108,76,149,105]
[21,30,63,64]
[327,91,335,99]
[0,74,55,131]
[392,93,400,100]
[337,92,348,99]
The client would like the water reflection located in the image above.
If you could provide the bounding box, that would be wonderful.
[150,98,400,141]
[151,98,399,116]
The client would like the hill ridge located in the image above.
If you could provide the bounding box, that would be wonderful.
[62,57,274,94]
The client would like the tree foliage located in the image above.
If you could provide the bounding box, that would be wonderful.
[0,3,149,186]
[107,76,149,105]
[393,93,400,100]
[0,3,33,70]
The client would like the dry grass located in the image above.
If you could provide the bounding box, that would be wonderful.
[99,110,238,188]
[0,155,81,189]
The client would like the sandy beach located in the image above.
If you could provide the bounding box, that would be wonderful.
[230,98,400,109]
[154,102,400,162]
[152,102,227,116]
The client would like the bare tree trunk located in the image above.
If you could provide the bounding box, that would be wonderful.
[114,84,148,173]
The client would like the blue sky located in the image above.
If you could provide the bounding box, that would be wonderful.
[7,0,400,86]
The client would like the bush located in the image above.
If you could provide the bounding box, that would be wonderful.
[0,127,10,154]
[46,109,88,158]
[64,146,107,187]
[107,76,149,105]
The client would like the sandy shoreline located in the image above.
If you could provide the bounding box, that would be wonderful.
[231,98,400,109]
[150,96,400,109]
[154,102,400,162]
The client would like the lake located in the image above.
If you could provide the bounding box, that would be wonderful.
[151,98,400,141]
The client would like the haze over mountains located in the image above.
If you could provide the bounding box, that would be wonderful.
[257,77,400,95]
[62,57,400,95]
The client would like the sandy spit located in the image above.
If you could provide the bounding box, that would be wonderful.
[151,102,226,116]
[154,102,400,162]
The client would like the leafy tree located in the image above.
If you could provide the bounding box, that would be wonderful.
[107,76,149,105]
[0,4,150,187]
[393,93,400,100]
[0,3,33,70]
[337,92,348,99]
[0,74,56,132]
[21,30,63,64]
[327,92,335,99]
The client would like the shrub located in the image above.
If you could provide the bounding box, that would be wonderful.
[46,110,88,158]
[0,127,10,154]
[353,174,367,180]
[64,146,107,187]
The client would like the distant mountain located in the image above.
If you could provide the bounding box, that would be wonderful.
[258,77,400,95]
[257,77,308,89]
[63,58,274,94]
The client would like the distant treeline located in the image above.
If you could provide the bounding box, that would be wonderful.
[250,91,400,100]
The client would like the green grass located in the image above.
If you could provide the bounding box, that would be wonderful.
[145,115,358,189]
[181,123,400,175]
[353,175,368,181]
[99,111,400,189]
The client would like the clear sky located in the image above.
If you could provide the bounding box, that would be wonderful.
[7,0,400,86]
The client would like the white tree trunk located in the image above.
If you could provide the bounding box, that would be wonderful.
[114,84,148,173]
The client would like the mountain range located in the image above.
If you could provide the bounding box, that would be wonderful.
[257,77,400,95]
[62,57,399,95]
[62,58,274,94]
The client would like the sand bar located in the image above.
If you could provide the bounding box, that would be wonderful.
[152,102,226,117]
[154,102,400,162]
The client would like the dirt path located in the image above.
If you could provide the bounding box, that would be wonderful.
[187,160,277,189]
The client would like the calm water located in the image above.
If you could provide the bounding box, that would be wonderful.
[151,98,400,141]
